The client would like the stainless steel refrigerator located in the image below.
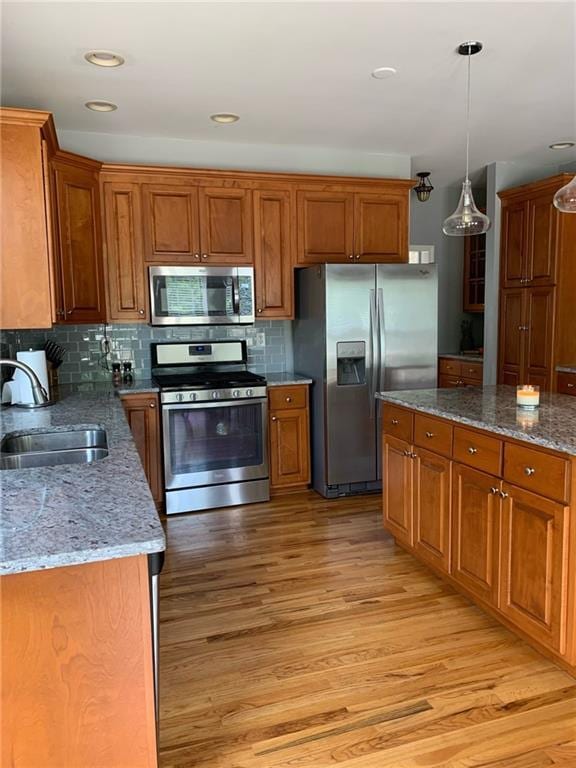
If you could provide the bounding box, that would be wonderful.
[294,263,438,498]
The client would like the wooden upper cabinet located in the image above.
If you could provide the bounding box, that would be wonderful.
[526,193,557,286]
[499,484,569,653]
[198,187,253,264]
[501,201,527,287]
[296,190,354,264]
[53,160,105,323]
[412,447,451,573]
[253,188,294,319]
[142,184,200,262]
[451,464,501,607]
[354,193,407,262]
[0,111,55,329]
[498,289,524,386]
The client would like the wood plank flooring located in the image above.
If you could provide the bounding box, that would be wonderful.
[158,492,576,768]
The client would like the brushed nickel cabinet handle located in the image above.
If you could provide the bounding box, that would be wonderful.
[348,254,354,260]
[425,431,434,438]
[410,452,418,459]
[138,309,145,315]
[468,446,478,455]
[403,449,411,456]
[285,396,292,403]
[524,466,535,476]
[568,383,575,388]
[202,253,208,259]
[271,416,277,422]
[391,418,399,425]
[149,402,156,409]
[355,254,361,260]
[257,308,263,314]
[500,491,509,499]
[490,487,499,495]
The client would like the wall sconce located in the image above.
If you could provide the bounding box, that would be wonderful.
[414,172,434,202]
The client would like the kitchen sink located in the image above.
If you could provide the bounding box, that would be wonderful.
[0,428,108,470]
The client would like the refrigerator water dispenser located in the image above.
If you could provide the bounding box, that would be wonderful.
[336,341,366,385]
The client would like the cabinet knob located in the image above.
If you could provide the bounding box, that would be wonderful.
[410,452,418,459]
[500,491,509,499]
[149,402,156,409]
[391,418,399,425]
[348,254,354,260]
[403,449,411,457]
[490,486,499,495]
[194,253,200,260]
[271,416,277,422]
[524,466,535,476]
[56,309,64,317]
[138,309,145,315]
[355,254,360,260]
[257,308,263,314]
[285,396,292,403]
[468,446,478,455]
[425,431,434,438]
[202,254,208,259]
[67,310,73,315]
[568,383,575,388]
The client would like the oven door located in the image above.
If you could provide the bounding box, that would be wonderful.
[149,266,255,325]
[162,398,268,489]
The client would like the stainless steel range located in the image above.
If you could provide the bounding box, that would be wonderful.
[152,341,269,514]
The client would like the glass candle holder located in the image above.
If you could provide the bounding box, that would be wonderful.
[516,384,540,410]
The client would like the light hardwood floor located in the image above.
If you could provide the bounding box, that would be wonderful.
[159,492,576,768]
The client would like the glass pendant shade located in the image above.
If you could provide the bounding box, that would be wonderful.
[553,175,576,213]
[442,180,491,236]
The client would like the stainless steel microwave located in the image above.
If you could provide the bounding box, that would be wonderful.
[149,266,255,326]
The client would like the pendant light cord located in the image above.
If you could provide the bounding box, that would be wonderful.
[465,44,472,183]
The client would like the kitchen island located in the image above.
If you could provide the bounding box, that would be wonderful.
[1,384,165,767]
[376,385,576,676]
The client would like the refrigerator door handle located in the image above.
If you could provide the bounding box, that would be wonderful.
[377,288,386,391]
[369,288,378,417]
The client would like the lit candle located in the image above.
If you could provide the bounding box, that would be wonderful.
[516,385,540,409]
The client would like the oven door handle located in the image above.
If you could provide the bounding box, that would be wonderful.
[232,274,241,315]
[162,396,268,411]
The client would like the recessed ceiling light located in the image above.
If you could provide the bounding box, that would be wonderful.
[85,100,118,112]
[371,66,398,80]
[85,50,125,67]
[210,113,240,124]
[549,141,575,150]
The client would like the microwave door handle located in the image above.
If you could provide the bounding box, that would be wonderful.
[232,275,241,315]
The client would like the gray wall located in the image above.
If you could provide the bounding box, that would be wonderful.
[2,320,293,384]
[410,185,467,354]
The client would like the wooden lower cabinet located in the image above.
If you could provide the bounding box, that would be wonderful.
[268,385,310,492]
[500,483,569,653]
[413,448,451,572]
[382,403,576,673]
[382,435,413,547]
[1,556,158,767]
[121,393,163,506]
[451,464,501,606]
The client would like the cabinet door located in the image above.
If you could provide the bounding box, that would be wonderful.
[269,407,310,490]
[525,287,555,391]
[501,201,527,287]
[198,187,253,264]
[463,231,486,312]
[121,394,163,505]
[53,164,105,323]
[498,289,525,385]
[412,447,451,572]
[382,435,413,547]
[500,484,568,653]
[354,193,408,263]
[253,189,294,318]
[526,193,557,286]
[296,190,354,264]
[103,183,147,321]
[451,464,501,606]
[142,184,200,262]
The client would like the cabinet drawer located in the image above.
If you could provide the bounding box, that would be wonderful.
[414,414,453,457]
[439,375,465,389]
[439,358,462,376]
[504,443,570,502]
[557,372,576,396]
[453,427,502,475]
[461,362,483,382]
[381,403,413,442]
[268,385,307,411]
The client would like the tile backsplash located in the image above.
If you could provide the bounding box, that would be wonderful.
[2,321,294,384]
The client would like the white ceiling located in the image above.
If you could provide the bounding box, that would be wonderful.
[2,1,575,184]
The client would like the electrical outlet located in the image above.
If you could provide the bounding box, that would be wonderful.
[254,333,266,347]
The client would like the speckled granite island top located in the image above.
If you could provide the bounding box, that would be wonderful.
[265,372,313,386]
[376,385,576,456]
[1,385,165,576]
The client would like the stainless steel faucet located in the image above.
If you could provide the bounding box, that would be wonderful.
[0,359,51,407]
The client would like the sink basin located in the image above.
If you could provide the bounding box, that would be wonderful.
[0,428,108,470]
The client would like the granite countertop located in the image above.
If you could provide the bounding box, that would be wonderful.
[1,386,165,576]
[556,365,576,374]
[439,354,484,363]
[265,373,313,386]
[376,385,576,456]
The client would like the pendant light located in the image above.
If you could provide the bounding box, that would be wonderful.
[414,172,434,202]
[553,176,576,213]
[443,41,491,236]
